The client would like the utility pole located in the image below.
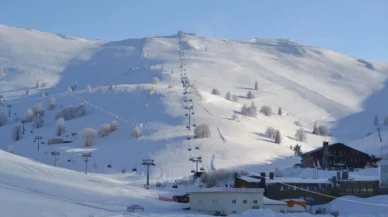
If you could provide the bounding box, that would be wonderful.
[190,156,202,173]
[7,104,12,117]
[185,105,193,130]
[51,151,60,167]
[142,159,155,189]
[34,136,43,151]
[82,153,92,174]
[20,119,26,135]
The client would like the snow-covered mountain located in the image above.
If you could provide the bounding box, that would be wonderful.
[1,24,388,181]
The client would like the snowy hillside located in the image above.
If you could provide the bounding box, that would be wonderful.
[1,24,388,182]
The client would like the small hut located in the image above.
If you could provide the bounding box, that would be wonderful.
[127,204,144,212]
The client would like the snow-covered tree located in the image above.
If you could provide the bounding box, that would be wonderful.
[131,126,143,138]
[225,91,232,101]
[211,88,220,95]
[231,113,239,120]
[40,89,45,97]
[260,105,272,116]
[82,127,96,147]
[32,103,44,117]
[168,84,174,88]
[246,90,255,99]
[295,128,307,142]
[98,124,111,137]
[56,117,65,136]
[312,122,318,134]
[110,121,119,132]
[67,86,73,93]
[278,107,283,115]
[194,124,211,138]
[8,145,15,154]
[0,111,7,126]
[232,95,238,102]
[318,125,329,136]
[35,80,40,88]
[151,77,160,84]
[12,125,22,141]
[374,115,379,126]
[25,88,30,95]
[274,130,282,144]
[293,144,302,156]
[384,116,388,125]
[241,104,248,115]
[32,115,44,128]
[265,127,277,138]
[25,109,34,123]
[86,85,92,93]
[56,104,86,121]
[254,81,258,90]
[47,97,56,110]
[108,82,114,91]
[250,101,258,117]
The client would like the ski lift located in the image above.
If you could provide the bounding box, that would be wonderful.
[198,156,202,160]
[187,137,191,140]
[195,146,199,150]
[188,147,192,151]
[132,165,137,172]
[191,169,195,173]
[67,159,71,162]
[107,163,112,168]
[200,167,205,171]
[185,113,188,116]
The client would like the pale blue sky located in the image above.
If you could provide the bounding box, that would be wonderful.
[0,0,387,61]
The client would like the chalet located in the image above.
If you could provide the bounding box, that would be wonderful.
[300,142,376,170]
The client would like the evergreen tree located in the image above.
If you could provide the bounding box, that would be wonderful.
[254,81,258,90]
[312,122,318,134]
[278,107,283,115]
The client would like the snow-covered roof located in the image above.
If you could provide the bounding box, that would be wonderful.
[127,204,144,209]
[266,177,332,184]
[263,197,287,205]
[238,176,261,183]
[301,142,368,156]
[188,188,264,194]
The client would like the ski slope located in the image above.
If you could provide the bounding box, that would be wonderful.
[1,24,388,182]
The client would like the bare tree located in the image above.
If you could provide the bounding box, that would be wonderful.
[56,118,65,136]
[12,125,22,141]
[260,106,272,116]
[211,88,220,95]
[131,126,143,138]
[151,77,160,84]
[110,121,119,131]
[295,128,307,142]
[35,80,40,88]
[246,90,255,99]
[225,91,232,101]
[56,104,86,121]
[67,86,73,93]
[40,89,45,97]
[254,81,258,90]
[47,97,56,110]
[26,88,30,95]
[265,127,277,138]
[0,111,7,126]
[98,124,112,137]
[194,124,211,138]
[312,122,318,134]
[82,127,96,147]
[274,130,282,144]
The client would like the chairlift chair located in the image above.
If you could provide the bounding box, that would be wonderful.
[191,169,195,173]
[188,147,192,151]
[107,164,112,168]
[187,137,191,140]
[195,146,199,150]
[200,167,205,171]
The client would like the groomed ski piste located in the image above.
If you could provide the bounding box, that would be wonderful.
[1,25,388,216]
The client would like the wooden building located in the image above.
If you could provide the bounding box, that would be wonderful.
[300,142,375,170]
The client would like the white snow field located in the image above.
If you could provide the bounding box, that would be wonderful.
[1,24,388,216]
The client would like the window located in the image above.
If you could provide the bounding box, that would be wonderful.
[232,199,236,204]
[243,200,247,204]
[253,200,258,204]
[252,206,260,209]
